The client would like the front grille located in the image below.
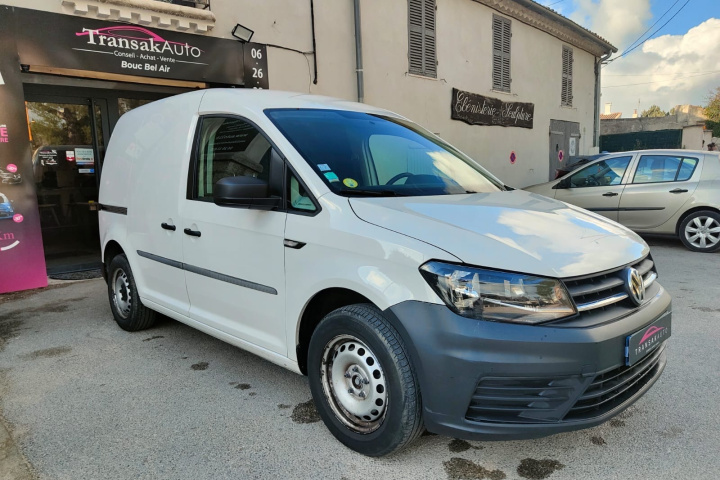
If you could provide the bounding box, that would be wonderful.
[559,256,658,327]
[465,376,588,424]
[564,345,665,421]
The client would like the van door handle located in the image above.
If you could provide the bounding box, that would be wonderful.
[669,188,688,194]
[602,192,619,197]
[161,222,176,231]
[184,228,201,237]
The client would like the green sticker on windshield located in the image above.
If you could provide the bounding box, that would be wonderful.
[343,178,358,188]
[324,172,340,183]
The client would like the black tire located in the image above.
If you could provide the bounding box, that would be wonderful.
[107,254,157,331]
[307,304,424,457]
[678,210,720,253]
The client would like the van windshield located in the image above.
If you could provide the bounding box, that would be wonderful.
[265,109,504,197]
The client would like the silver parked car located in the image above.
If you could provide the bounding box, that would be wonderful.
[525,150,720,252]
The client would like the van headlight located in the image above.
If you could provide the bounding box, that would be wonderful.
[419,261,576,324]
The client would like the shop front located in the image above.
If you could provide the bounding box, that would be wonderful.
[0,5,267,293]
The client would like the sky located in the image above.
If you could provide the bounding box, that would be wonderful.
[536,0,720,117]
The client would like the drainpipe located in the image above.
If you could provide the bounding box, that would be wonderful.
[353,0,364,103]
[594,51,612,148]
[310,0,318,85]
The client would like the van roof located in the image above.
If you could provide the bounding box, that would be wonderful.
[144,88,401,118]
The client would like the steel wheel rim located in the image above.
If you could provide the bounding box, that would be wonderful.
[112,268,132,318]
[685,216,720,249]
[320,334,388,434]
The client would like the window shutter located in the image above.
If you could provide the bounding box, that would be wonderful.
[492,15,511,92]
[408,0,436,78]
[562,46,573,106]
[423,0,436,77]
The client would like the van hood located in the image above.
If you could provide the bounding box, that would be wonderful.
[349,190,648,278]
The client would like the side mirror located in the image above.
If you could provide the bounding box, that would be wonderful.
[553,178,569,189]
[213,176,281,210]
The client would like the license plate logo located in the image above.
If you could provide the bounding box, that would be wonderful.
[625,313,671,366]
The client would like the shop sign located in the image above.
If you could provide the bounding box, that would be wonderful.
[243,43,269,89]
[451,88,534,129]
[10,7,251,85]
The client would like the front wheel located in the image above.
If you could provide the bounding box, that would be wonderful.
[679,211,720,252]
[307,304,424,457]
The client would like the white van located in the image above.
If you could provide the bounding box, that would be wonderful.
[99,90,671,456]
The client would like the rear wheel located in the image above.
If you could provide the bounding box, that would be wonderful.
[107,254,157,331]
[307,304,423,457]
[679,211,720,252]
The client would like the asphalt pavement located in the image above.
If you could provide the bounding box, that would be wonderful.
[0,236,718,480]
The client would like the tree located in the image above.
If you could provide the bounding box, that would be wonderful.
[640,105,667,118]
[705,87,720,121]
[705,87,720,137]
[27,102,92,150]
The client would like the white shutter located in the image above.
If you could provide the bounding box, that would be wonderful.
[562,46,573,106]
[408,0,436,78]
[492,15,511,92]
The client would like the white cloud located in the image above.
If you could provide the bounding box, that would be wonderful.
[601,18,720,116]
[570,0,652,48]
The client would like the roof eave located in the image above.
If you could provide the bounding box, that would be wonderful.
[473,0,617,57]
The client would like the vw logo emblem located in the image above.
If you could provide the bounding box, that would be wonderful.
[624,267,645,306]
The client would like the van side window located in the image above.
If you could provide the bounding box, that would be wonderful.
[192,117,272,200]
[287,171,317,213]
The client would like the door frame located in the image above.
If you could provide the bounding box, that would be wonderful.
[25,94,111,187]
[23,84,172,134]
[23,84,178,273]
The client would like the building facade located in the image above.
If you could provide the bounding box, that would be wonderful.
[0,0,614,293]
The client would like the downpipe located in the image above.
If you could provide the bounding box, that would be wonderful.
[353,0,364,103]
[594,51,613,148]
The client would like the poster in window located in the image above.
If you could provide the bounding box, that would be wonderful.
[75,147,95,165]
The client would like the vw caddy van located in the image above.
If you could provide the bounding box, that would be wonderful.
[99,90,671,456]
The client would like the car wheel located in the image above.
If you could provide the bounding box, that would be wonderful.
[307,304,424,457]
[679,211,720,252]
[107,254,157,331]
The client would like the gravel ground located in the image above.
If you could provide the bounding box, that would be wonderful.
[0,236,718,480]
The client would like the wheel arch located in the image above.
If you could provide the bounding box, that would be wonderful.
[675,206,720,235]
[102,240,125,282]
[296,287,376,375]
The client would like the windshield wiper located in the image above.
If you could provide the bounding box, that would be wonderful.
[337,188,404,197]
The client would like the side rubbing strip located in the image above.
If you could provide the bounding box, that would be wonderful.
[137,250,184,270]
[98,203,128,215]
[136,250,277,295]
[183,264,278,295]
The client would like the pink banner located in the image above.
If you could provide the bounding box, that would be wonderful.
[0,9,48,293]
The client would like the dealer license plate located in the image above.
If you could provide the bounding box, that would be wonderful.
[625,312,671,366]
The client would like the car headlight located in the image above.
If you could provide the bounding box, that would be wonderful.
[419,261,576,324]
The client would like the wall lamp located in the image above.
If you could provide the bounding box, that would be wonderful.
[231,23,254,43]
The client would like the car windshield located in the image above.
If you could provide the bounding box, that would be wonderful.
[265,109,504,196]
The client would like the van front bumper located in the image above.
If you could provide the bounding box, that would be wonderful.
[384,285,671,440]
